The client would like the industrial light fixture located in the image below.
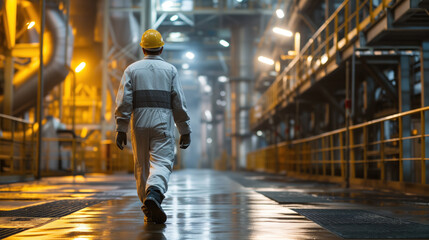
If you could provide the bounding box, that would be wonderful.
[204,85,212,93]
[258,56,274,65]
[185,51,195,60]
[273,27,293,37]
[182,63,190,69]
[256,130,263,136]
[276,9,285,18]
[198,75,207,85]
[161,1,174,10]
[205,110,213,122]
[218,76,228,82]
[75,62,86,73]
[27,21,35,29]
[219,39,229,47]
[170,15,179,21]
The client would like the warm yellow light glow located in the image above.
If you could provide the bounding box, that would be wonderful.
[321,54,328,64]
[273,27,293,37]
[258,56,274,65]
[287,50,296,56]
[307,56,313,63]
[27,21,35,29]
[75,62,86,73]
[80,127,88,138]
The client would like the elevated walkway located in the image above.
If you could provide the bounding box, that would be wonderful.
[251,0,429,129]
[0,170,428,239]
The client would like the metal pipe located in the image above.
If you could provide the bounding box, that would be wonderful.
[36,0,46,180]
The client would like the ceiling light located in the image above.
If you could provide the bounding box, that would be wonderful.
[205,110,213,122]
[218,76,228,82]
[256,130,263,136]
[182,63,189,69]
[27,21,35,29]
[185,51,195,60]
[161,1,174,10]
[75,62,86,73]
[219,39,229,47]
[170,15,179,21]
[204,85,212,93]
[273,27,293,37]
[276,9,285,18]
[198,75,207,85]
[258,56,274,65]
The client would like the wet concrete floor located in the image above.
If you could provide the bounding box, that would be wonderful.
[0,170,428,239]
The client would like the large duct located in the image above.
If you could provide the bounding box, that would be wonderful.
[0,6,73,115]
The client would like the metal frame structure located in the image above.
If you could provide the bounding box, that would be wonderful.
[247,105,429,193]
[249,0,429,192]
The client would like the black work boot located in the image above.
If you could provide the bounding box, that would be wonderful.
[144,186,166,224]
[141,205,154,223]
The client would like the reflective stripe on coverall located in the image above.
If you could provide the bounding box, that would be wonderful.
[115,55,191,203]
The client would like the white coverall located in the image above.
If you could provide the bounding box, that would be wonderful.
[115,55,191,203]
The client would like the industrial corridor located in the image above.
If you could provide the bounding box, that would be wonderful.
[1,0,429,238]
[1,170,429,239]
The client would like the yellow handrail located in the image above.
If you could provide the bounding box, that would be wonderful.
[247,106,429,192]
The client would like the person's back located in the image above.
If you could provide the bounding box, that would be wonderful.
[115,29,191,224]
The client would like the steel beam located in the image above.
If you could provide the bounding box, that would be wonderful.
[177,13,194,27]
[111,8,273,15]
[152,13,167,30]
[361,58,397,101]
[11,43,40,58]
[3,0,17,49]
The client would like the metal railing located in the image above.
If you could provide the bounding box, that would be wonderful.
[251,0,396,128]
[0,113,133,179]
[247,106,429,192]
[0,113,35,176]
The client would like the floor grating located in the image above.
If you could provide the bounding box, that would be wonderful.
[0,228,28,239]
[0,199,104,218]
[293,209,429,239]
[258,191,331,203]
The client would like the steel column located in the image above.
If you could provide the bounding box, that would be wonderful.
[101,0,110,144]
[421,41,429,184]
[399,55,413,182]
[36,0,46,179]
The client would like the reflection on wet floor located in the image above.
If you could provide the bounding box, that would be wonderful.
[0,170,428,239]
[3,170,339,239]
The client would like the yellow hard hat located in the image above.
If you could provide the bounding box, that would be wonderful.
[140,29,165,49]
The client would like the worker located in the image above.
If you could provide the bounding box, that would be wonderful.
[115,29,191,224]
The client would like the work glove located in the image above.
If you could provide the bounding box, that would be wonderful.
[179,134,191,149]
[115,131,127,150]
